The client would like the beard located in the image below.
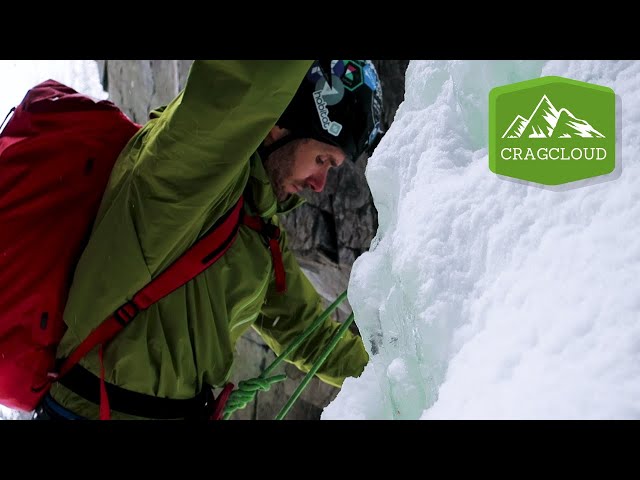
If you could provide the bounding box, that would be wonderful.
[262,138,301,202]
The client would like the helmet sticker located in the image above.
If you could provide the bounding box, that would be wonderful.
[363,62,378,91]
[307,60,346,84]
[314,75,345,106]
[341,61,364,92]
[312,76,344,137]
[306,64,325,83]
[331,60,346,78]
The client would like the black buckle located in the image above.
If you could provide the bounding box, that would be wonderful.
[113,301,140,326]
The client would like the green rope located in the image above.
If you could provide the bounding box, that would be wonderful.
[222,290,349,420]
[222,375,286,414]
[275,312,354,420]
[261,290,349,378]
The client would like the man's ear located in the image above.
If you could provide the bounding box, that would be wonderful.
[264,125,291,146]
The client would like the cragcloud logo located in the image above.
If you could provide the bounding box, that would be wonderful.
[489,77,616,185]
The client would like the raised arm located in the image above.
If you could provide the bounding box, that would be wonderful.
[124,60,313,273]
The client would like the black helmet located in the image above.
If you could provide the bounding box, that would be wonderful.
[271,60,384,162]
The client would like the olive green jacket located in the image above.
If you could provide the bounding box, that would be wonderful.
[50,60,368,419]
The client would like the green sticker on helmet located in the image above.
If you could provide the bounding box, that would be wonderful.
[341,61,364,92]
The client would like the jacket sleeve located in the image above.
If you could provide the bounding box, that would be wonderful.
[128,60,313,274]
[252,225,370,388]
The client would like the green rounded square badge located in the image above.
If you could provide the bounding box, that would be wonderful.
[489,76,615,185]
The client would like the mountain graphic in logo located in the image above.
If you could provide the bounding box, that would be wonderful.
[502,95,605,139]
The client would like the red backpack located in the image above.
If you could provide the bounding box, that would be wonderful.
[0,79,285,418]
[0,80,141,412]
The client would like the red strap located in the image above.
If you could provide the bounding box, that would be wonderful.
[50,197,245,391]
[210,383,235,421]
[55,315,125,378]
[134,197,245,309]
[241,213,263,231]
[243,213,287,293]
[269,238,286,293]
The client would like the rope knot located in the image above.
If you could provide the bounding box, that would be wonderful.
[222,374,287,418]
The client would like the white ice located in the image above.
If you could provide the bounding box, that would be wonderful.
[323,60,640,420]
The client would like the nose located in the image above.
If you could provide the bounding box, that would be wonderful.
[306,171,328,192]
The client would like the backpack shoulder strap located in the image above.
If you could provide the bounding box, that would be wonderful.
[52,195,246,381]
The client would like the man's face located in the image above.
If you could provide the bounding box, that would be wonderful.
[264,138,347,202]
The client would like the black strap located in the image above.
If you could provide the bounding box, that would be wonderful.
[0,106,15,132]
[59,364,212,420]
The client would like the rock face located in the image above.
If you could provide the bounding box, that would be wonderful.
[94,59,408,420]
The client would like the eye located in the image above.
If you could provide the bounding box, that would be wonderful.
[316,156,325,166]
